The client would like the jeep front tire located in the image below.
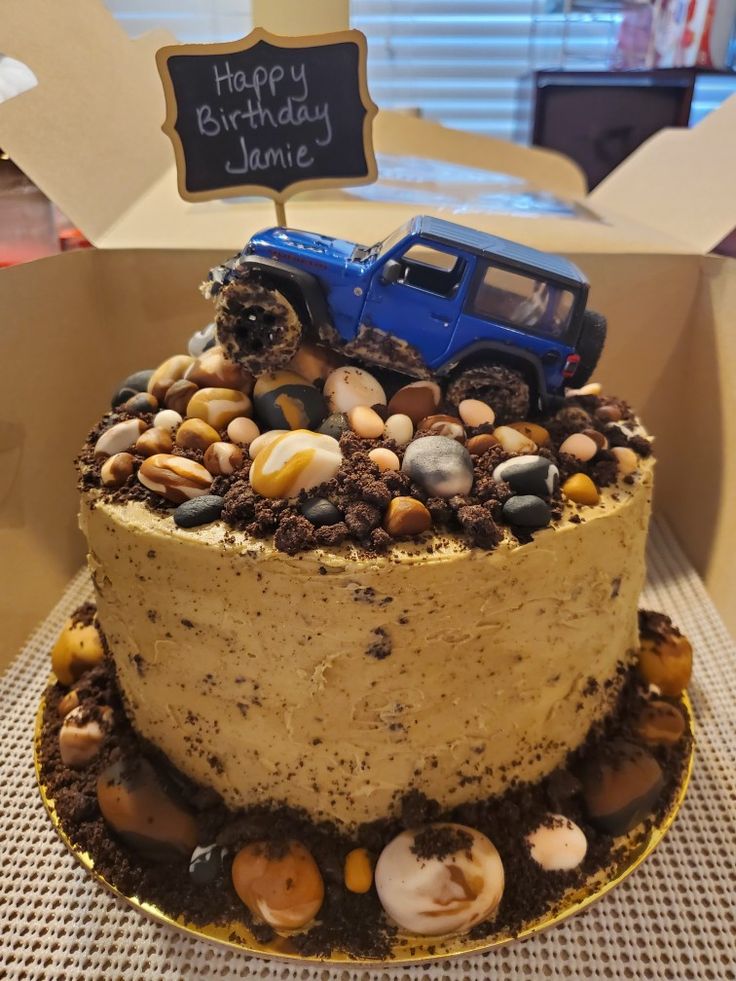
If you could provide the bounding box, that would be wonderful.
[214,271,303,374]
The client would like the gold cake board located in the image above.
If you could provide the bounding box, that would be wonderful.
[35,692,694,967]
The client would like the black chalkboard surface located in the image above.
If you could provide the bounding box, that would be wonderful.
[157,29,377,203]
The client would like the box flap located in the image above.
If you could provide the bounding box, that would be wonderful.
[590,94,736,256]
[0,0,592,250]
[1,0,731,258]
[0,0,174,242]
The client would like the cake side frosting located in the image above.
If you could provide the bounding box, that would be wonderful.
[82,453,652,828]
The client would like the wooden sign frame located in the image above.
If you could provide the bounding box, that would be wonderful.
[156,27,378,209]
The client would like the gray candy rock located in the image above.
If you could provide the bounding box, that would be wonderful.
[401,435,474,498]
[300,498,343,527]
[189,843,226,885]
[493,455,559,497]
[502,495,551,528]
[318,412,349,440]
[174,495,225,528]
[187,321,218,358]
[111,369,154,409]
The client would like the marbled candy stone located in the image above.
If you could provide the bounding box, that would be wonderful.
[97,758,198,860]
[493,455,559,497]
[401,436,474,498]
[581,739,664,836]
[187,322,218,358]
[318,412,349,440]
[94,419,147,458]
[250,431,342,499]
[300,498,343,527]
[189,843,226,885]
[417,414,465,442]
[253,370,327,431]
[231,840,324,931]
[502,495,551,528]
[174,495,225,528]
[111,369,154,409]
[375,824,504,936]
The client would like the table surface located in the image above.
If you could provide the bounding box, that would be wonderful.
[2,520,735,981]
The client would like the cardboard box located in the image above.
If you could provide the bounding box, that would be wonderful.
[1,0,735,667]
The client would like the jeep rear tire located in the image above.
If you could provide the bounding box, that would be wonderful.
[214,272,303,374]
[569,310,607,388]
[446,363,530,423]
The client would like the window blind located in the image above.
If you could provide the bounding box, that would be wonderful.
[106,0,736,141]
[351,0,621,140]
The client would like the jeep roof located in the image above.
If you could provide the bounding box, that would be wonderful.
[409,215,587,290]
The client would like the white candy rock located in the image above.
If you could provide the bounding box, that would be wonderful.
[323,366,386,414]
[153,409,182,434]
[94,418,147,458]
[374,824,504,936]
[560,432,598,462]
[565,381,602,398]
[383,413,414,447]
[526,814,587,871]
[59,705,113,768]
[612,446,639,475]
[492,425,536,454]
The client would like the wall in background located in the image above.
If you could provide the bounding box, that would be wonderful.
[104,0,736,141]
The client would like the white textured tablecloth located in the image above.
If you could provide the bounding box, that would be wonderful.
[2,520,735,981]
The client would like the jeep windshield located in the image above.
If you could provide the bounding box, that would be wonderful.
[469,262,578,340]
[352,221,414,263]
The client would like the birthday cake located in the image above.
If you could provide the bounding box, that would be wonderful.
[39,218,692,958]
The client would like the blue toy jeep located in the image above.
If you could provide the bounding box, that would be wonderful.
[207,215,606,418]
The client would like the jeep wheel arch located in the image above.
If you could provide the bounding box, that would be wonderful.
[442,342,548,417]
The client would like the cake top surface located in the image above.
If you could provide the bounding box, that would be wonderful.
[77,221,653,554]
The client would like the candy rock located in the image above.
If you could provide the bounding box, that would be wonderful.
[526,814,587,871]
[498,461,554,503]
[387,380,441,424]
[323,366,386,414]
[250,430,342,499]
[401,436,473,497]
[253,370,327,431]
[375,824,504,936]
[97,758,198,860]
[231,840,324,930]
[581,739,664,836]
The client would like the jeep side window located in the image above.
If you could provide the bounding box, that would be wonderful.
[394,244,465,298]
[471,264,574,338]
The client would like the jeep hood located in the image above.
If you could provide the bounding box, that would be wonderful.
[249,227,359,264]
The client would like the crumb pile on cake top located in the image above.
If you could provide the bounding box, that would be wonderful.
[77,323,652,555]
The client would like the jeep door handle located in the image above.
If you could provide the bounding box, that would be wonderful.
[431,313,450,327]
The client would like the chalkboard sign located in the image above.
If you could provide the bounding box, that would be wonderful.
[156,28,377,203]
